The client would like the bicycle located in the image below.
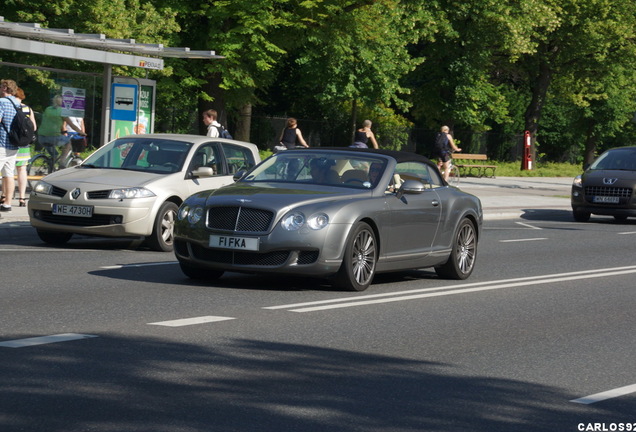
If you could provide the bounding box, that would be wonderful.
[27,143,84,188]
[444,160,460,186]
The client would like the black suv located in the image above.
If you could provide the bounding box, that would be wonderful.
[571,146,636,222]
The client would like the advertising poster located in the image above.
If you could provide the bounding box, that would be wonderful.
[61,87,86,118]
[113,82,155,138]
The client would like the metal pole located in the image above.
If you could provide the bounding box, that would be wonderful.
[100,64,112,147]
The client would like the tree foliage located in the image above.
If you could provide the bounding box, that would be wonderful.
[2,0,636,160]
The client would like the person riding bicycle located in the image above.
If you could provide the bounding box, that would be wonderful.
[434,125,461,182]
[274,118,309,153]
[38,95,86,169]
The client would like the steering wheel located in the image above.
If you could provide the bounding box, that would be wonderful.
[162,162,179,170]
[344,178,366,185]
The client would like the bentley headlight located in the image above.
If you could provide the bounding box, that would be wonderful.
[282,212,306,231]
[33,180,53,195]
[188,207,204,224]
[178,205,190,221]
[108,187,156,199]
[307,213,329,230]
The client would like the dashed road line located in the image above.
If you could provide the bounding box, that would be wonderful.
[571,383,636,404]
[515,222,542,230]
[148,316,236,327]
[500,238,548,243]
[0,333,98,348]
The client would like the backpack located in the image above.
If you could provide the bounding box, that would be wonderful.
[216,125,233,139]
[433,131,449,152]
[1,97,35,148]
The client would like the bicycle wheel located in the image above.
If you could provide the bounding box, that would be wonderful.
[27,154,53,188]
[448,164,460,186]
[67,154,83,167]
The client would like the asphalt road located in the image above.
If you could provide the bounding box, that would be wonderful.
[1,210,635,432]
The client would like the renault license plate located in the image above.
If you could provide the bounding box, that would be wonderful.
[52,204,93,217]
[209,235,259,251]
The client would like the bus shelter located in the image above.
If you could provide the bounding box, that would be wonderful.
[0,17,222,146]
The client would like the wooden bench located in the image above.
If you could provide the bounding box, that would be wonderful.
[453,154,496,178]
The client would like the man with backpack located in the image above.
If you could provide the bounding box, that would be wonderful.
[434,125,462,182]
[202,109,232,139]
[0,79,22,212]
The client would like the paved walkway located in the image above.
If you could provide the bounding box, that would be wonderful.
[0,176,574,225]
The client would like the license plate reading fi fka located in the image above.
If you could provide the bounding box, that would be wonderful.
[593,196,620,204]
[52,204,93,217]
[209,235,259,251]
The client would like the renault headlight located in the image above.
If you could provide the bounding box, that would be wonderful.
[108,187,156,199]
[33,180,53,195]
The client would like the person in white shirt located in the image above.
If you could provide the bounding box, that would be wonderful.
[202,109,223,138]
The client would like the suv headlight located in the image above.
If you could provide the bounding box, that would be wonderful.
[572,175,583,187]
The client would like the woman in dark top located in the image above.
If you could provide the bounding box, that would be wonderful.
[350,119,379,148]
[278,118,309,150]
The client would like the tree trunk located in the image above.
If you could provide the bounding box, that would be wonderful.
[522,60,552,169]
[198,73,227,135]
[583,122,598,169]
[235,103,252,142]
[350,99,358,145]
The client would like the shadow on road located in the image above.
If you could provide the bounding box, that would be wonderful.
[1,335,628,432]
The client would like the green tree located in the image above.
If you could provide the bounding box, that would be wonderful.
[517,0,636,165]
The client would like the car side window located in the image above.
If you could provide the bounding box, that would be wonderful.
[189,144,222,175]
[221,143,257,174]
[393,162,441,188]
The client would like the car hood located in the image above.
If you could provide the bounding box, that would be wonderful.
[583,169,636,185]
[199,182,368,209]
[40,167,173,189]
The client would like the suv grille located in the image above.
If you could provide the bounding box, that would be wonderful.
[207,206,274,232]
[585,186,633,204]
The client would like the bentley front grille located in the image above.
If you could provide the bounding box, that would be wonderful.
[191,243,290,266]
[207,206,274,232]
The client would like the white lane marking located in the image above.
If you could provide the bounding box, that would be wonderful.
[264,265,636,313]
[101,262,178,269]
[500,238,548,243]
[265,266,636,311]
[570,383,636,404]
[618,231,636,235]
[0,333,98,348]
[148,316,236,327]
[515,222,542,230]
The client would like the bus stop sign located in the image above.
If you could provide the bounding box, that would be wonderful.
[111,83,138,121]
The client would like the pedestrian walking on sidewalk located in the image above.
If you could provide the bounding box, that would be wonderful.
[0,79,21,213]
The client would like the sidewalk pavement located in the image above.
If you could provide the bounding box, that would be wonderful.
[0,176,575,225]
[459,176,573,220]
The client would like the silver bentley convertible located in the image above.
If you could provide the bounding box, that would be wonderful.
[174,148,482,291]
